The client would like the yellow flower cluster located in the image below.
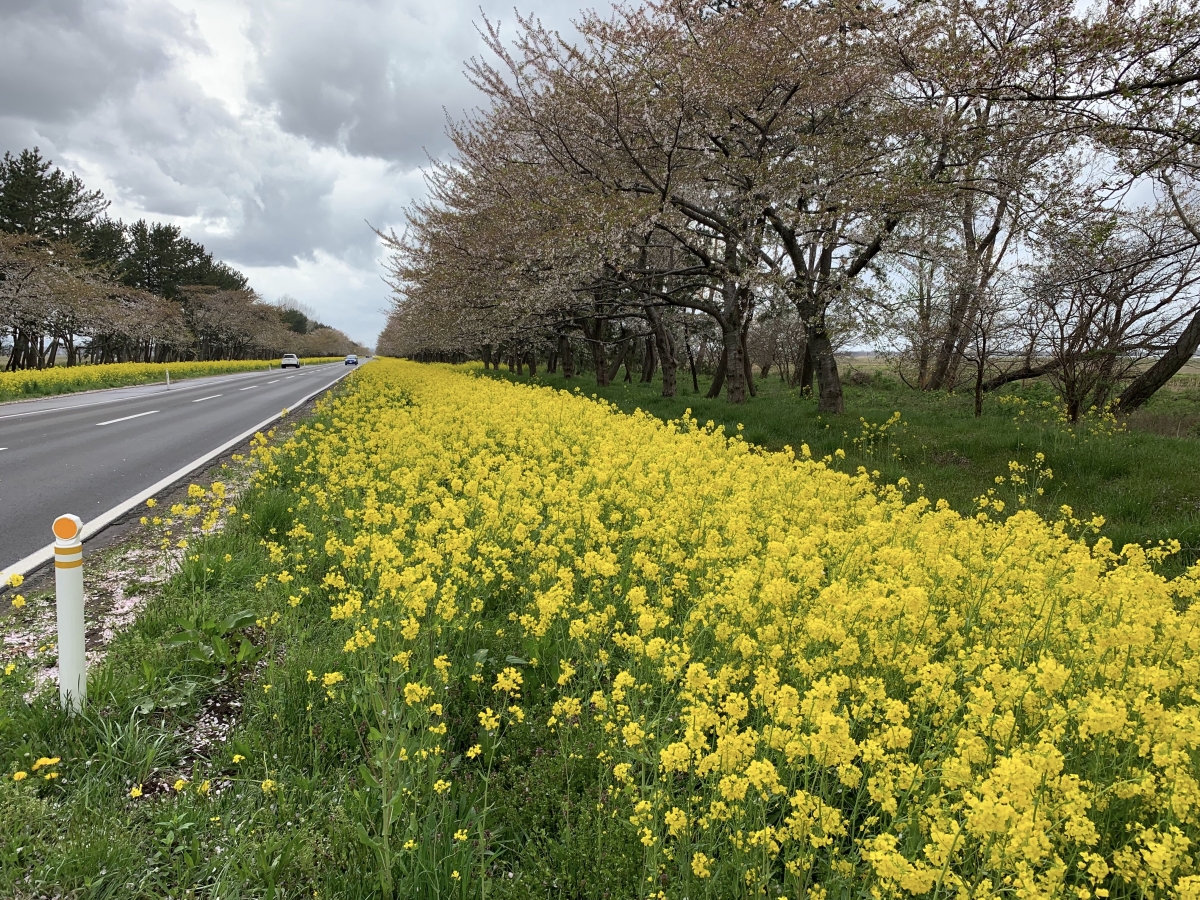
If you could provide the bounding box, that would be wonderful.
[249,359,1200,898]
[142,481,234,555]
[0,357,344,402]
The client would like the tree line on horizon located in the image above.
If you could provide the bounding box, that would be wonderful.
[377,0,1200,419]
[0,147,367,371]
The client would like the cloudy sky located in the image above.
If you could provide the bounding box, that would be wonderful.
[0,0,576,347]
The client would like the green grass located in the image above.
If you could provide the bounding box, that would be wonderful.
[0,519,346,897]
[480,364,1200,576]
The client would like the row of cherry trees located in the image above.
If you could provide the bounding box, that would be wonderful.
[379,0,1200,416]
[0,148,365,369]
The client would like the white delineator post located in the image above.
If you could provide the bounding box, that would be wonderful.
[52,514,86,711]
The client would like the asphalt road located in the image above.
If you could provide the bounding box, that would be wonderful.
[0,361,358,570]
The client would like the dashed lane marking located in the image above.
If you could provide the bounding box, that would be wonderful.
[95,410,159,426]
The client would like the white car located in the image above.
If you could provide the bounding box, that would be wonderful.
[345,354,359,365]
[281,354,300,369]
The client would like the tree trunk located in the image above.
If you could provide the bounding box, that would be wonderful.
[547,349,558,374]
[602,335,629,386]
[981,361,1059,392]
[559,333,575,378]
[808,327,843,413]
[928,284,974,391]
[725,330,747,403]
[706,347,727,399]
[798,342,814,394]
[481,343,493,369]
[1118,308,1200,412]
[974,356,985,418]
[683,321,699,393]
[585,319,610,385]
[944,294,983,390]
[7,330,26,371]
[639,336,657,383]
[527,351,536,377]
[741,327,756,398]
[648,308,677,398]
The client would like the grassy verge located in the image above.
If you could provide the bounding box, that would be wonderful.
[0,357,347,403]
[0,456,359,896]
[478,364,1200,576]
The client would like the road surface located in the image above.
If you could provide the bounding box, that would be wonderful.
[0,362,358,571]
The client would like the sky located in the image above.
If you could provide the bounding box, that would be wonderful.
[0,0,577,348]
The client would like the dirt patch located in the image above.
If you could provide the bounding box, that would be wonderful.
[930,450,972,467]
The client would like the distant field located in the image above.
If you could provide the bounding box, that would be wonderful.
[0,357,345,403]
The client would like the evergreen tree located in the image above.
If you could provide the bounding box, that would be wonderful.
[0,147,107,240]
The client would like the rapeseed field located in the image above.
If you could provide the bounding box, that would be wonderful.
[0,357,345,402]
[230,358,1200,899]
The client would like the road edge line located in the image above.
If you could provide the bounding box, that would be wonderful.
[1,365,359,584]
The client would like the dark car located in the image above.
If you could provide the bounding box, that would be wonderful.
[345,355,359,365]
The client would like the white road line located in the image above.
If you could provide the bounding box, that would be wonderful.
[238,385,258,391]
[96,410,159,426]
[267,379,279,384]
[285,375,296,379]
[192,394,222,403]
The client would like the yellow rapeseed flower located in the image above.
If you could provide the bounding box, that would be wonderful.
[236,359,1200,897]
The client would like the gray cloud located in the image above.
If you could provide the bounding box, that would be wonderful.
[249,1,483,166]
[0,0,193,125]
[0,0,582,344]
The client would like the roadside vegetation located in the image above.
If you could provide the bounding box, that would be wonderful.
[4,359,1199,898]
[0,357,348,403]
[481,363,1200,578]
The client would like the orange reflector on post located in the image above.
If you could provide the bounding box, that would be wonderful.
[53,515,81,541]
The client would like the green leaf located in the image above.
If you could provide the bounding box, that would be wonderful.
[221,610,257,633]
[188,645,214,663]
[235,638,259,664]
[354,821,379,851]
